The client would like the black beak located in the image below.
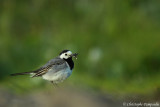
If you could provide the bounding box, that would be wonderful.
[71,53,78,59]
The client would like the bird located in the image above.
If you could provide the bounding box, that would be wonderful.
[11,50,78,85]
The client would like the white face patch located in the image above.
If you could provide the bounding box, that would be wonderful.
[60,51,72,59]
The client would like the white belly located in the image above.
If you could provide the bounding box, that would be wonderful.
[42,67,72,83]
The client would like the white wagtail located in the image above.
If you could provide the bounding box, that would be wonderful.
[11,50,78,85]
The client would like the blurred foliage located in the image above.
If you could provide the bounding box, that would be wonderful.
[0,0,160,97]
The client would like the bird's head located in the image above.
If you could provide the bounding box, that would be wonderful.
[59,50,78,60]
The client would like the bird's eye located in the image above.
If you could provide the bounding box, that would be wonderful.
[65,54,67,56]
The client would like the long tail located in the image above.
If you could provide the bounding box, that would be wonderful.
[10,71,34,76]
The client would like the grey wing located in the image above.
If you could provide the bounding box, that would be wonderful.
[32,57,66,77]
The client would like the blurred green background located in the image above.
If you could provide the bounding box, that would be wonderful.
[0,0,160,106]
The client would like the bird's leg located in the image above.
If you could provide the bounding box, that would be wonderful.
[54,83,58,87]
[51,81,58,88]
